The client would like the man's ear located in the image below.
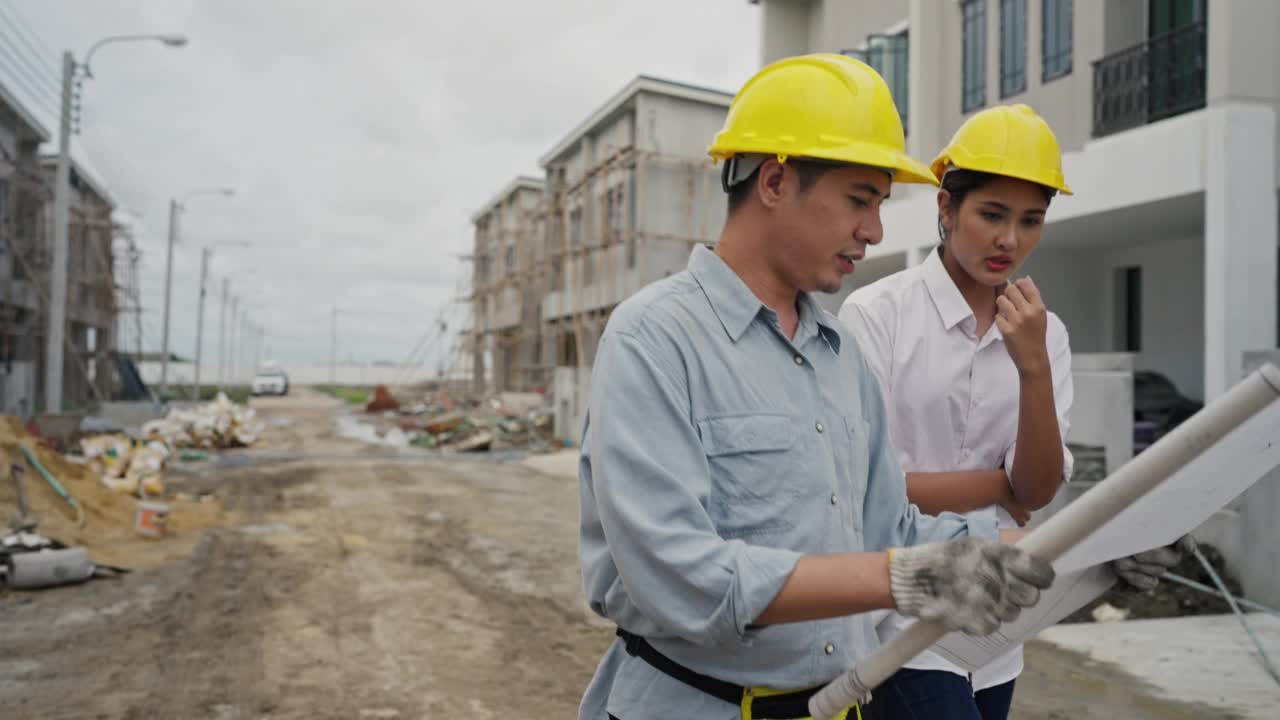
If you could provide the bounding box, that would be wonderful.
[757,159,788,210]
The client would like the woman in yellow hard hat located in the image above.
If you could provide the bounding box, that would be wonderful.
[578,57,1064,720]
[839,105,1082,719]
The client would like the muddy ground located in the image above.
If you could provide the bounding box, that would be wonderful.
[0,390,1226,719]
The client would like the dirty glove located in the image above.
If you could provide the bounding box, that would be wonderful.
[1111,535,1195,592]
[889,537,1055,637]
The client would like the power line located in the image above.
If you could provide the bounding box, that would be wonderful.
[0,0,57,67]
[0,7,61,95]
[0,47,60,119]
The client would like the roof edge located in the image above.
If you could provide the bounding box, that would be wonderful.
[537,75,734,168]
[470,175,546,224]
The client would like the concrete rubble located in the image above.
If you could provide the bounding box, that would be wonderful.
[357,386,559,455]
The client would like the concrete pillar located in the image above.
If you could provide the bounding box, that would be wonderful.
[1203,104,1278,400]
[759,0,812,66]
[1206,0,1280,176]
[907,0,943,160]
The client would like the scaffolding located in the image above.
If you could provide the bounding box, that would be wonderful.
[0,152,119,413]
[463,146,723,398]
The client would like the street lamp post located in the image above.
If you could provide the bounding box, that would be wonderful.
[330,307,340,385]
[192,242,249,400]
[159,187,234,396]
[217,276,229,390]
[227,295,239,385]
[46,33,186,412]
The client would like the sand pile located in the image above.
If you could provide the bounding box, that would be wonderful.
[0,416,224,571]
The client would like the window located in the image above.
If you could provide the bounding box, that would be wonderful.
[962,0,987,112]
[505,245,515,274]
[605,185,625,243]
[1115,266,1142,352]
[1042,0,1073,81]
[569,207,583,247]
[1000,0,1027,97]
[551,255,563,291]
[842,29,909,128]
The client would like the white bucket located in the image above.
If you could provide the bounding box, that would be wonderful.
[135,500,170,537]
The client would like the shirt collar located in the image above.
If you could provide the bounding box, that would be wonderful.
[687,245,842,354]
[922,246,975,331]
[800,293,843,354]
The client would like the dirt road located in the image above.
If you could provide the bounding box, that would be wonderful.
[0,390,1224,719]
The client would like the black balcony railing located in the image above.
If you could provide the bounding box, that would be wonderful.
[1092,20,1206,138]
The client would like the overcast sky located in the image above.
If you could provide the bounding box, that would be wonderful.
[2,0,758,373]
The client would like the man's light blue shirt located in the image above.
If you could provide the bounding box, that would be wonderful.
[578,245,997,719]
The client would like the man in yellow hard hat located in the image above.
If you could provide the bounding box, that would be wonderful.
[576,55,1058,720]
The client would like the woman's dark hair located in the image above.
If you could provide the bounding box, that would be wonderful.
[936,168,1057,244]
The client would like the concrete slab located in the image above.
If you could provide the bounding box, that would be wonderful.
[1034,614,1280,718]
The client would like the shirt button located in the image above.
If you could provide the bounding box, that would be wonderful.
[794,355,804,366]
[815,421,825,433]
[830,493,838,506]
[824,643,835,655]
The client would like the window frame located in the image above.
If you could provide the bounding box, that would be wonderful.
[1041,0,1073,82]
[1000,0,1028,98]
[962,0,988,113]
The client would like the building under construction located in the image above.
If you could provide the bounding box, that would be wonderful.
[0,82,119,415]
[468,76,732,441]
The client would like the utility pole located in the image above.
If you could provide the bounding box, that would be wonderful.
[131,244,142,361]
[253,324,264,371]
[191,247,211,400]
[227,295,239,385]
[217,277,229,389]
[330,306,338,385]
[159,198,178,396]
[44,52,74,413]
[47,34,187,411]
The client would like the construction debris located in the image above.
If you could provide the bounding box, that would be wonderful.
[1,416,224,572]
[140,392,265,450]
[347,385,561,454]
[365,385,400,413]
[80,435,168,497]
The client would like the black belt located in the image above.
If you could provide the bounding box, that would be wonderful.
[616,628,825,719]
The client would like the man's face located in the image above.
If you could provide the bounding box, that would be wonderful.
[767,163,891,295]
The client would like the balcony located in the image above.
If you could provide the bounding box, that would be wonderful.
[1092,21,1206,138]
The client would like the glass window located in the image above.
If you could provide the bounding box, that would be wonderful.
[962,0,987,112]
[1042,0,1073,81]
[865,30,909,129]
[1000,0,1027,97]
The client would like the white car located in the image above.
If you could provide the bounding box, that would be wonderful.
[251,368,290,396]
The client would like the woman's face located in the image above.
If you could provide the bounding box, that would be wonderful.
[938,176,1050,287]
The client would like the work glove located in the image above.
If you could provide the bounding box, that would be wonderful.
[889,537,1055,637]
[1110,535,1195,592]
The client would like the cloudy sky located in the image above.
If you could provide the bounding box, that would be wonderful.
[2,0,758,374]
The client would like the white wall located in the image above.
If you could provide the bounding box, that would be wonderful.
[759,0,812,66]
[1097,234,1206,400]
[1019,246,1105,353]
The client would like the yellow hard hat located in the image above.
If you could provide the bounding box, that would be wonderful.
[931,104,1072,195]
[708,53,937,186]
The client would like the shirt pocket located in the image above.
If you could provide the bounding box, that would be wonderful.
[698,413,801,540]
